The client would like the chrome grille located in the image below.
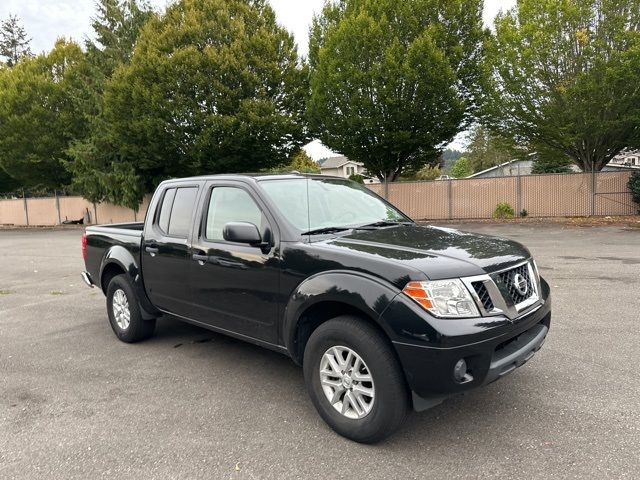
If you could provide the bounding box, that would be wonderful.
[496,263,534,305]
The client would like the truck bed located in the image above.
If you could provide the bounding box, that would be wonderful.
[86,222,144,237]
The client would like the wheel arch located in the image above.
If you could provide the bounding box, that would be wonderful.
[283,271,401,365]
[99,245,158,318]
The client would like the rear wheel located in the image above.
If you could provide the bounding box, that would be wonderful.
[106,274,155,343]
[303,315,409,443]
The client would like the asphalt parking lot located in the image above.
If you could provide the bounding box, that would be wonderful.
[1,224,639,479]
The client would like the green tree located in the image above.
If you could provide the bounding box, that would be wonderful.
[66,0,156,205]
[0,167,20,192]
[86,0,155,80]
[0,40,91,189]
[629,171,640,207]
[287,149,320,173]
[465,125,519,173]
[400,165,441,181]
[69,0,308,208]
[450,157,472,178]
[531,148,574,174]
[307,0,487,182]
[0,15,31,66]
[484,0,640,172]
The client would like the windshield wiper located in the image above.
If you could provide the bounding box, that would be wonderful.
[354,220,413,230]
[302,226,351,236]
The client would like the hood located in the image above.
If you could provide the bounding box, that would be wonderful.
[322,225,531,280]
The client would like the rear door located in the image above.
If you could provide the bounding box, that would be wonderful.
[188,181,280,344]
[142,183,201,316]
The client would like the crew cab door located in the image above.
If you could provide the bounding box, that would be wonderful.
[188,181,280,344]
[142,183,201,316]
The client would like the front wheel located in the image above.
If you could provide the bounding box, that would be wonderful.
[106,274,155,343]
[303,316,410,443]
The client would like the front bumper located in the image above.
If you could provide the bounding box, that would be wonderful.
[382,279,551,411]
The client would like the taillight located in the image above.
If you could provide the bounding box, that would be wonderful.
[81,233,88,261]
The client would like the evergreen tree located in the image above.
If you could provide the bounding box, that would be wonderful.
[0,15,32,66]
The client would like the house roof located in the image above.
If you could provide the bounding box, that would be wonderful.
[318,156,363,169]
[467,159,533,178]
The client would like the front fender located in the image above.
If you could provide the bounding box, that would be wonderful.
[282,270,401,356]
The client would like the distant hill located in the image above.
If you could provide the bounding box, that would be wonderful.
[441,148,463,171]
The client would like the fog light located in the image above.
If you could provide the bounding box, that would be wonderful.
[453,358,468,383]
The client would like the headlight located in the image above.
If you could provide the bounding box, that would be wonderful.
[402,279,480,318]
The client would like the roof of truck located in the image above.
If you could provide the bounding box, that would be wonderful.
[159,172,345,184]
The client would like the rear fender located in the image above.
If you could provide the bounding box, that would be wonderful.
[100,245,158,318]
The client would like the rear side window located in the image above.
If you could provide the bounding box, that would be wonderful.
[157,188,176,233]
[168,188,198,237]
[155,187,198,237]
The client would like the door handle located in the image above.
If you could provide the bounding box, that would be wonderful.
[145,246,159,256]
[209,256,248,270]
[192,253,208,265]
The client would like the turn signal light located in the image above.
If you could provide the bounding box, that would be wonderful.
[402,281,434,310]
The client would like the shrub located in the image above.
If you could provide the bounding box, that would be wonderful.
[493,202,515,219]
[349,173,365,184]
[520,209,528,217]
[629,171,640,209]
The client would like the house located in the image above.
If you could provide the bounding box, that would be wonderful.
[610,150,640,168]
[318,156,368,179]
[468,159,534,178]
[468,156,640,179]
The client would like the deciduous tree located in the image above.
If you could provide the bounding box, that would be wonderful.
[484,0,640,172]
[69,0,308,208]
[0,40,91,189]
[307,0,487,182]
[451,157,472,178]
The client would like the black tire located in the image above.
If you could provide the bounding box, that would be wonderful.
[303,315,410,443]
[106,274,156,343]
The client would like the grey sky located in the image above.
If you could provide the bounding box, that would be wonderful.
[1,0,516,57]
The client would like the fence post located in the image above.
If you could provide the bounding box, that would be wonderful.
[448,179,453,220]
[516,174,522,217]
[591,168,596,216]
[55,190,61,225]
[22,189,29,226]
[383,175,389,200]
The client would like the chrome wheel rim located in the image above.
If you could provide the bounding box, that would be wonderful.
[112,289,130,330]
[319,346,375,419]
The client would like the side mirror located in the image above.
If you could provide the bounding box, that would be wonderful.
[223,222,264,246]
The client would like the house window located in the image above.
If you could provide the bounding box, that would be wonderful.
[346,166,355,176]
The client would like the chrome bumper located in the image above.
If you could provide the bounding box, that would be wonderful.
[81,271,94,288]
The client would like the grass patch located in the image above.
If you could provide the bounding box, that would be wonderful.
[50,290,65,295]
[0,289,14,295]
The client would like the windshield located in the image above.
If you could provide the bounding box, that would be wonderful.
[259,178,410,233]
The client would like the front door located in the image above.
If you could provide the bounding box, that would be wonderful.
[189,182,280,344]
[142,184,200,316]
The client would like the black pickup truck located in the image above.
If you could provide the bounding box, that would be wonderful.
[82,174,551,443]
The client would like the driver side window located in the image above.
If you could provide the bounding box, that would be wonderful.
[205,187,265,241]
